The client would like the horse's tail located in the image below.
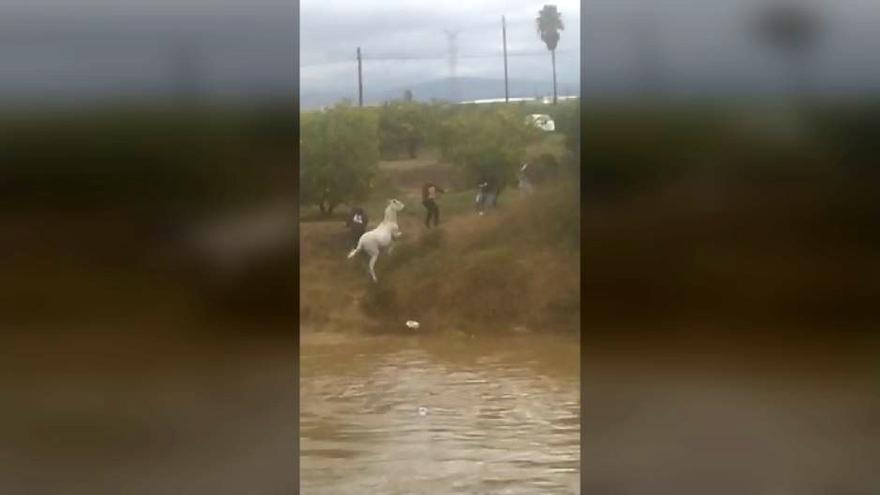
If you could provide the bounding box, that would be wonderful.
[347,237,362,259]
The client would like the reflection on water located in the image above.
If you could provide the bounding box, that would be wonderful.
[300,331,580,494]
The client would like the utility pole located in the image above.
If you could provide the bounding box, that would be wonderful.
[502,16,509,102]
[357,47,364,107]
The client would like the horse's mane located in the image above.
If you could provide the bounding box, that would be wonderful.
[381,202,400,225]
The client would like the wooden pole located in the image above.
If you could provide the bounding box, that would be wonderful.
[357,47,364,107]
[551,49,557,104]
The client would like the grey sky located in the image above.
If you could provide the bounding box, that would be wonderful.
[300,0,879,101]
[0,0,877,105]
[301,0,581,97]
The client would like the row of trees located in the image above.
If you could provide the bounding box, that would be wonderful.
[437,106,536,186]
[301,100,579,214]
[300,104,379,215]
[378,100,429,159]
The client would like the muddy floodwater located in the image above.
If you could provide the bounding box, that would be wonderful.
[300,330,580,494]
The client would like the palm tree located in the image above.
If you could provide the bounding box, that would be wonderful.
[536,5,564,104]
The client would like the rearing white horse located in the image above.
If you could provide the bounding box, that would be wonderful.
[347,199,404,282]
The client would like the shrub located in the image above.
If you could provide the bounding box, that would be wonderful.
[438,106,538,186]
[378,101,429,159]
[300,103,380,215]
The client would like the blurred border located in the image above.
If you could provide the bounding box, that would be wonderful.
[1,1,301,493]
[579,0,879,493]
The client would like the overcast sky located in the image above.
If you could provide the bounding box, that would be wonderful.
[0,0,877,104]
[301,0,581,97]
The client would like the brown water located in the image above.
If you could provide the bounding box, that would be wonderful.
[300,330,580,495]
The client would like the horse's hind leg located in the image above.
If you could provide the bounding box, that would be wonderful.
[368,253,378,282]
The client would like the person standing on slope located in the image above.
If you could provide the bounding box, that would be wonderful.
[422,182,445,228]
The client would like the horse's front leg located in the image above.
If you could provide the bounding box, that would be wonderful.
[387,226,401,255]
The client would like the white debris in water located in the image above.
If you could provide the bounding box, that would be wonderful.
[405,320,420,329]
[418,407,428,416]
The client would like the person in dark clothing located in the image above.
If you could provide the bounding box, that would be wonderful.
[476,179,490,215]
[422,182,445,228]
[345,206,369,248]
[477,176,504,214]
[483,179,498,210]
[492,180,505,207]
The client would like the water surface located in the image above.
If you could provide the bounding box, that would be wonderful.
[300,331,580,494]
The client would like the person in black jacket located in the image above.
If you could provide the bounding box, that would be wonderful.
[421,182,445,228]
[345,206,369,248]
[477,176,504,214]
[492,179,505,207]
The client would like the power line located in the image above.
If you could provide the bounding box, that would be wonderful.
[302,49,575,68]
[446,17,539,32]
[360,50,573,61]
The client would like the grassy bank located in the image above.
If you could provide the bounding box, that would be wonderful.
[299,128,579,335]
[301,100,880,339]
[363,181,580,334]
[299,181,580,335]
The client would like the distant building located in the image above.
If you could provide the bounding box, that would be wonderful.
[458,95,578,105]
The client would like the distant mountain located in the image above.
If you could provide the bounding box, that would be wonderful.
[382,77,579,103]
[299,89,358,110]
[300,76,579,109]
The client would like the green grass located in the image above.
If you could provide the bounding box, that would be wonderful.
[432,190,479,217]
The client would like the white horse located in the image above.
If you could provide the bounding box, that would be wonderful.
[347,199,404,282]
